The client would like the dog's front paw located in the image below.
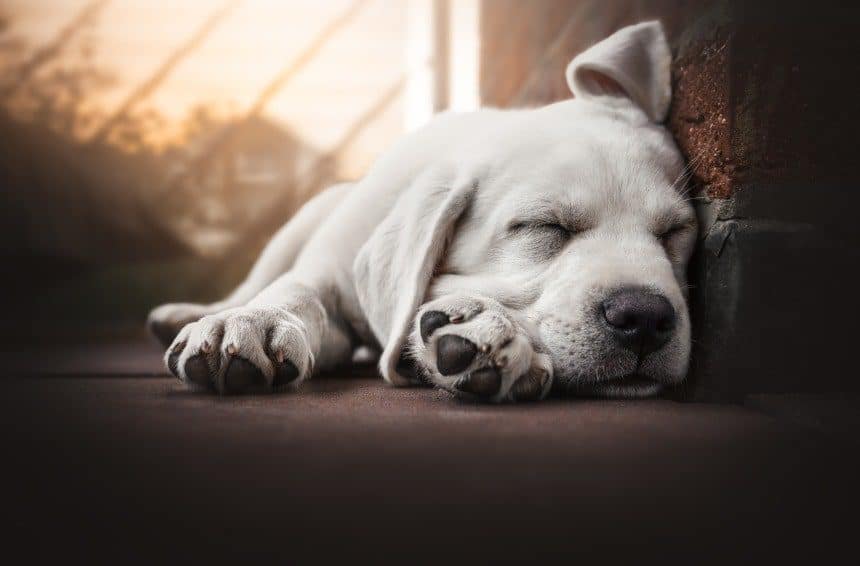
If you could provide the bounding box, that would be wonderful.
[411,295,553,402]
[164,306,313,395]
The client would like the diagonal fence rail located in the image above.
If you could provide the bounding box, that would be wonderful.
[86,0,242,145]
[159,0,371,198]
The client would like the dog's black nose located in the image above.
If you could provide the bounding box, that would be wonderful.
[602,289,676,357]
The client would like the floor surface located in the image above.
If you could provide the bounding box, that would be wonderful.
[2,339,857,563]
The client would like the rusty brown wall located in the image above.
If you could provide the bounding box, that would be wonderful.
[479,0,860,397]
[480,0,731,198]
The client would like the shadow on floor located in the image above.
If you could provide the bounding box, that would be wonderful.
[2,338,858,563]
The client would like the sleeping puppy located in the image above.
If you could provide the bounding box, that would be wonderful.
[148,21,697,402]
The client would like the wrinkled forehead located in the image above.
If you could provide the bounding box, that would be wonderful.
[481,124,687,222]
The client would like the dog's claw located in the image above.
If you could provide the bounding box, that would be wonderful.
[539,369,550,389]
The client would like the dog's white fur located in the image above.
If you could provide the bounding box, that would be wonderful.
[149,21,697,402]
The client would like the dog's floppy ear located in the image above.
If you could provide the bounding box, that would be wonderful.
[354,176,477,386]
[566,20,671,122]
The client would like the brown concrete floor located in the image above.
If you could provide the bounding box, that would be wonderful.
[2,339,858,564]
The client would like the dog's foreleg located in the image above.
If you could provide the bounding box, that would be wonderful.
[163,268,354,394]
[147,183,352,346]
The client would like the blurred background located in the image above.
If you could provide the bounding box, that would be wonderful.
[0,0,479,337]
[2,0,858,400]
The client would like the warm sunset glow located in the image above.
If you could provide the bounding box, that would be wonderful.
[0,0,480,257]
[0,1,424,159]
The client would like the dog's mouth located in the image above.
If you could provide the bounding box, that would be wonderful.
[570,374,663,398]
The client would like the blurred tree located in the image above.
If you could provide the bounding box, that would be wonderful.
[0,10,27,75]
[0,0,109,101]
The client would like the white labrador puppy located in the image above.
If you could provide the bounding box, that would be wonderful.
[148,21,697,402]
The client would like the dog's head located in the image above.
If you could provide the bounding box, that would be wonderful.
[355,21,696,398]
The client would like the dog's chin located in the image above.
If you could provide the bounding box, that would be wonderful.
[567,375,665,399]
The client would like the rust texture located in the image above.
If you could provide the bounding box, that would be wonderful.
[667,26,733,198]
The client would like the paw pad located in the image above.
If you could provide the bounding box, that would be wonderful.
[221,356,266,395]
[457,367,501,397]
[436,334,478,375]
[184,355,211,387]
[273,359,300,387]
[420,310,451,342]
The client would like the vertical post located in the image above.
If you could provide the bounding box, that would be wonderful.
[448,0,480,112]
[432,0,450,112]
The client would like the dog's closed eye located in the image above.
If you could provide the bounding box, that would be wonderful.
[509,221,581,242]
[507,221,581,259]
[656,224,686,242]
[508,221,576,235]
[655,217,695,240]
